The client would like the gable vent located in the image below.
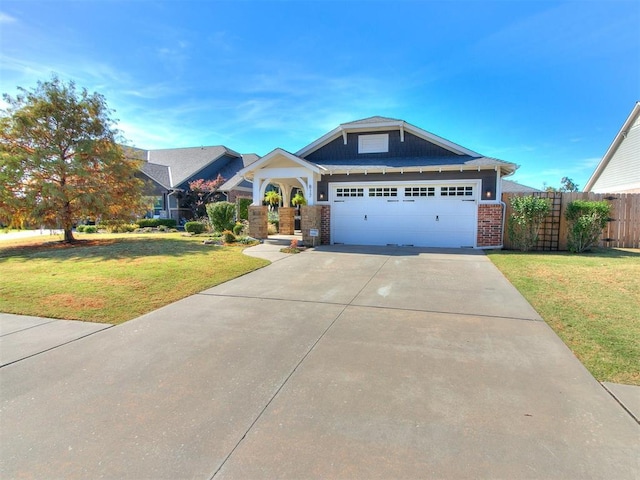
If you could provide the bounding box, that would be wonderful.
[358,134,389,154]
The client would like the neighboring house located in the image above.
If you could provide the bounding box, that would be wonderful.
[584,102,640,194]
[224,116,518,248]
[501,179,542,193]
[127,146,253,220]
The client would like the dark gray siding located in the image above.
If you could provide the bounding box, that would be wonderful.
[304,131,458,163]
[316,171,497,202]
[176,154,237,189]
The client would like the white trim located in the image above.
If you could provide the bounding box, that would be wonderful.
[296,118,481,158]
[585,102,640,192]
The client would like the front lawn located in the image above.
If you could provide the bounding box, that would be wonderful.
[487,248,640,385]
[0,233,269,324]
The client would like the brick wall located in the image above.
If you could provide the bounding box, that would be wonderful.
[227,190,251,203]
[477,204,503,247]
[320,205,331,245]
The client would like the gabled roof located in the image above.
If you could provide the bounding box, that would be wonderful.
[139,162,171,189]
[584,102,640,192]
[296,116,482,158]
[147,145,242,187]
[501,179,542,193]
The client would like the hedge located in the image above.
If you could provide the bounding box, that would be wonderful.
[136,218,177,228]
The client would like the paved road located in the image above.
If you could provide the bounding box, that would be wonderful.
[1,246,638,479]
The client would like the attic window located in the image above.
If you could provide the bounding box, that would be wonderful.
[358,134,389,154]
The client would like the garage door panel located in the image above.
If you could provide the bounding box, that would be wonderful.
[331,183,478,248]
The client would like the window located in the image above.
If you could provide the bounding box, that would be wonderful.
[358,134,389,154]
[369,187,397,197]
[441,186,473,196]
[336,187,364,197]
[405,187,435,197]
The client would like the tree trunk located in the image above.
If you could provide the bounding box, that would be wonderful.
[64,228,75,243]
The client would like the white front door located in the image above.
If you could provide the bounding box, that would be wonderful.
[331,183,478,247]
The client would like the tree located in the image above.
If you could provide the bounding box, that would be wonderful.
[184,174,225,218]
[560,177,579,192]
[0,76,145,242]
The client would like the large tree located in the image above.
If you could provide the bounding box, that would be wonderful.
[0,76,146,242]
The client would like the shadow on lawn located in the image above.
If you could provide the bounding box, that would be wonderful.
[0,236,223,262]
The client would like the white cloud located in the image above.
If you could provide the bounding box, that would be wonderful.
[0,12,17,23]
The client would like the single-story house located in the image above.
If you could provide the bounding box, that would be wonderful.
[584,101,640,194]
[128,146,255,220]
[223,116,518,248]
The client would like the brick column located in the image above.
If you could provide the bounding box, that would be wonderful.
[278,207,295,235]
[477,204,503,248]
[320,205,331,245]
[301,205,322,247]
[248,205,268,239]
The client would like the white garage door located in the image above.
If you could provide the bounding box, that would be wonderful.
[331,183,478,248]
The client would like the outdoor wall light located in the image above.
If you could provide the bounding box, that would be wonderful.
[486,190,492,199]
[319,191,326,200]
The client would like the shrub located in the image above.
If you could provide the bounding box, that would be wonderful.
[267,223,278,235]
[507,195,551,251]
[267,210,279,231]
[76,225,86,232]
[184,221,206,234]
[232,222,244,236]
[207,201,236,232]
[236,236,258,245]
[222,230,236,243]
[237,198,252,221]
[110,223,138,233]
[136,218,177,228]
[83,225,97,234]
[565,200,611,253]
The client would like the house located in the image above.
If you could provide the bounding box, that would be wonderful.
[128,146,254,220]
[224,116,518,248]
[584,102,640,194]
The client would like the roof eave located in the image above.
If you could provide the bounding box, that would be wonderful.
[584,101,640,192]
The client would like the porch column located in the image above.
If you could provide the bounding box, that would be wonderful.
[248,205,268,239]
[278,207,295,235]
[301,205,322,247]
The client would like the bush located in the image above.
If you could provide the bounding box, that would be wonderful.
[222,230,236,243]
[83,225,97,234]
[565,200,611,253]
[237,198,252,221]
[184,221,206,234]
[232,222,244,236]
[207,201,236,232]
[76,225,86,232]
[110,223,138,233]
[236,236,258,245]
[507,195,551,251]
[136,218,177,228]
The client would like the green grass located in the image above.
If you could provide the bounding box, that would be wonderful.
[0,232,269,325]
[487,248,640,385]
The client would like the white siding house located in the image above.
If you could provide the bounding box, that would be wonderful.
[585,102,640,194]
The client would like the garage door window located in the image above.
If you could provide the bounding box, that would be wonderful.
[441,186,473,196]
[336,187,364,197]
[369,187,398,197]
[405,187,435,197]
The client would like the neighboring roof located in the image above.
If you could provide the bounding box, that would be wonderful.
[147,145,242,187]
[242,153,260,167]
[139,162,171,189]
[296,116,482,158]
[501,179,542,193]
[584,102,640,192]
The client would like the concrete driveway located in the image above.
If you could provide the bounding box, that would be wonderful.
[1,246,638,479]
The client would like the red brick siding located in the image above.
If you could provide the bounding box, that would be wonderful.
[320,205,331,245]
[477,204,503,247]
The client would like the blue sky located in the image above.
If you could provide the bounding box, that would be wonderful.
[1,0,638,191]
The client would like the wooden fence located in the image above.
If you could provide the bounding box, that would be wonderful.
[502,192,640,250]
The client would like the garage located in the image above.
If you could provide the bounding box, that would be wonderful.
[331,182,479,248]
